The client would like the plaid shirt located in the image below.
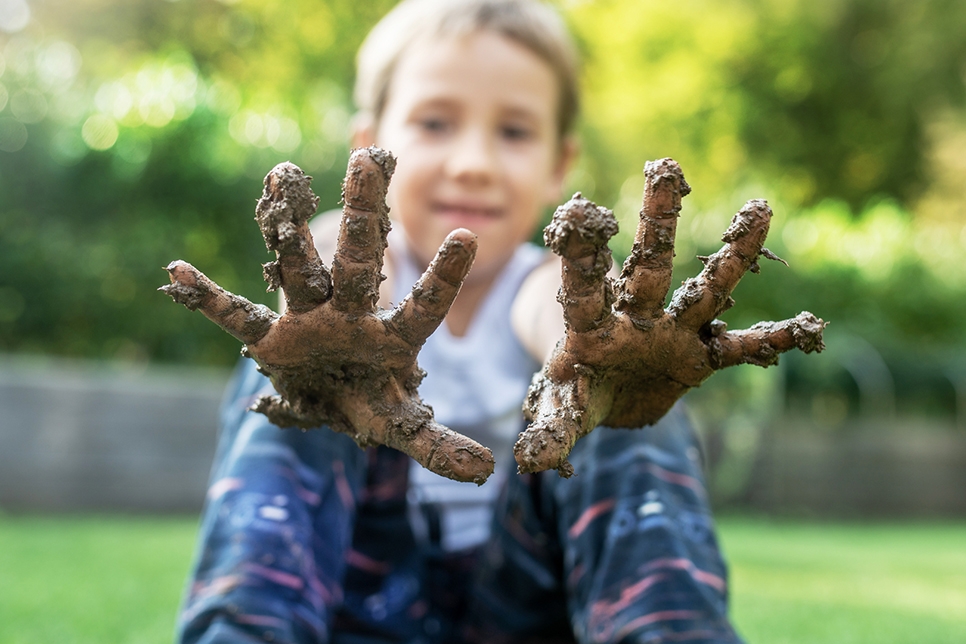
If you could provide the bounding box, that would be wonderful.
[178,360,743,644]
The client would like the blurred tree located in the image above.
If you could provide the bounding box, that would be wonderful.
[0,0,395,364]
[569,0,966,211]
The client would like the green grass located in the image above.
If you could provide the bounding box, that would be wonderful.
[721,518,966,644]
[0,516,199,644]
[0,515,964,643]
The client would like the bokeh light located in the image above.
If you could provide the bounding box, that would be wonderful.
[81,113,118,150]
[0,0,31,33]
[0,116,27,151]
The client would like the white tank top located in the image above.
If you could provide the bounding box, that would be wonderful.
[388,227,545,552]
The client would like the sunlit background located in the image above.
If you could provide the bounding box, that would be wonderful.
[1,0,965,642]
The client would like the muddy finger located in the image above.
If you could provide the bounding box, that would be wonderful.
[331,146,396,315]
[667,200,777,331]
[708,311,826,369]
[334,383,494,484]
[371,402,494,484]
[543,194,618,333]
[514,417,580,477]
[250,394,308,429]
[161,260,278,344]
[516,368,611,476]
[615,159,691,321]
[256,162,332,313]
[391,229,478,347]
[414,421,495,485]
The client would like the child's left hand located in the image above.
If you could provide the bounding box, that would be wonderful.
[515,159,826,476]
[162,149,495,484]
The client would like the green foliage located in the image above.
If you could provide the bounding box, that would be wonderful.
[0,0,390,365]
[719,201,966,350]
[569,0,966,210]
[1,0,965,366]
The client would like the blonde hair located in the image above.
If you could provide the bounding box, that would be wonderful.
[355,0,580,139]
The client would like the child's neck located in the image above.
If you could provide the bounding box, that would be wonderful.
[381,240,500,338]
[444,272,496,337]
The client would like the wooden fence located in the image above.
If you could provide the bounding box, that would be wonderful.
[1,357,964,517]
[0,357,227,513]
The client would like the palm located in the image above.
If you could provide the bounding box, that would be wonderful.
[162,148,494,484]
[516,159,825,476]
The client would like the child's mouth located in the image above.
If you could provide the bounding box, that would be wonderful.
[433,203,502,227]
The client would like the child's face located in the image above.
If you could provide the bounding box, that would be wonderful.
[355,31,574,282]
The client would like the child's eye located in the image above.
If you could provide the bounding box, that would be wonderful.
[419,117,451,134]
[501,124,534,141]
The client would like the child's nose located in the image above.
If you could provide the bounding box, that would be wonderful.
[445,128,498,185]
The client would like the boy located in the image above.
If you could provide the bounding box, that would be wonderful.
[169,0,819,641]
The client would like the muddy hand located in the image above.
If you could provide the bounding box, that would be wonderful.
[162,147,494,484]
[516,158,826,476]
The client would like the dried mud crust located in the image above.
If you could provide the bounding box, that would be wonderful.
[162,147,494,484]
[516,159,827,476]
[162,150,825,483]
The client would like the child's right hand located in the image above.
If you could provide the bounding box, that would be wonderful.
[161,148,495,484]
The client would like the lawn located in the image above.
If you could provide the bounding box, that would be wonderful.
[723,519,966,643]
[0,515,963,643]
[0,516,198,644]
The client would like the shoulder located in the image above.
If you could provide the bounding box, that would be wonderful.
[511,253,564,364]
[309,208,344,264]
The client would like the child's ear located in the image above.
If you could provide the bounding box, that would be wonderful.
[350,113,377,149]
[546,135,580,204]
